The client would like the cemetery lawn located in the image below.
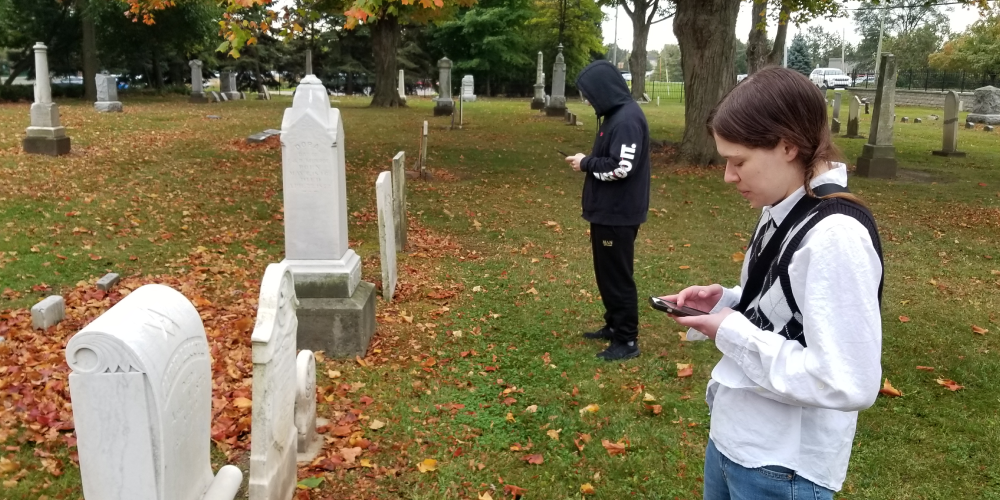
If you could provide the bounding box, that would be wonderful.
[0,95,998,499]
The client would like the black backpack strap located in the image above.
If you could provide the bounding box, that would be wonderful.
[736,184,851,315]
[777,198,884,320]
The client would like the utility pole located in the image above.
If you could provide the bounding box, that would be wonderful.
[612,5,619,67]
[841,26,846,70]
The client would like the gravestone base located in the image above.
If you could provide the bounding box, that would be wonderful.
[545,105,567,117]
[966,114,1000,125]
[94,101,123,113]
[190,93,208,104]
[296,281,376,358]
[22,135,70,156]
[831,119,841,134]
[296,417,328,463]
[932,150,966,157]
[461,95,477,102]
[843,133,865,139]
[285,253,362,299]
[433,99,454,116]
[531,97,545,110]
[856,144,898,179]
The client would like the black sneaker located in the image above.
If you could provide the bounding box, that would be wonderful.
[596,340,640,361]
[582,326,614,340]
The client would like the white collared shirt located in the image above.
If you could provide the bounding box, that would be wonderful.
[688,165,883,491]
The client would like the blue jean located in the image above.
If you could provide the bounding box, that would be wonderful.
[704,440,835,500]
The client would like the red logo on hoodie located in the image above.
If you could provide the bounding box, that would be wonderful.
[600,132,604,136]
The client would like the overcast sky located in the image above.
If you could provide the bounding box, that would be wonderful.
[602,1,986,52]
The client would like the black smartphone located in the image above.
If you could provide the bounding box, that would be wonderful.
[556,148,569,157]
[649,296,708,317]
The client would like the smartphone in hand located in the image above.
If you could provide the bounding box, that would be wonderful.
[649,296,708,317]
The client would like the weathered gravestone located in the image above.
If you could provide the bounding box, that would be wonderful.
[31,295,65,330]
[258,85,271,100]
[66,284,243,500]
[210,92,221,103]
[844,95,864,138]
[398,69,406,102]
[856,53,898,179]
[23,43,71,156]
[375,172,397,301]
[831,91,842,133]
[250,262,315,500]
[94,74,123,113]
[932,91,966,157]
[220,71,240,101]
[189,60,207,103]
[392,151,407,252]
[461,75,476,102]
[280,74,376,357]
[545,44,567,117]
[966,86,1000,125]
[295,350,325,461]
[531,51,546,110]
[434,58,455,116]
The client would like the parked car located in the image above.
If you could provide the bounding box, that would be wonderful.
[809,68,851,89]
[620,71,631,82]
[852,75,875,86]
[736,74,748,84]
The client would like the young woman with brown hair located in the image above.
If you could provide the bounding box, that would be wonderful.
[661,67,884,499]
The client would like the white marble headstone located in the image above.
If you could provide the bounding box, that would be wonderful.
[280,75,361,295]
[375,171,397,301]
[66,284,242,500]
[294,350,323,462]
[391,151,407,252]
[461,75,476,102]
[250,262,300,500]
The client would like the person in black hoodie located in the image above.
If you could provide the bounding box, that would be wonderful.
[565,60,651,361]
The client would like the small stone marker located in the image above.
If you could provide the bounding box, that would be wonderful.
[250,262,302,500]
[94,74,123,113]
[211,91,221,102]
[66,284,243,500]
[914,117,922,123]
[901,116,909,123]
[420,121,429,179]
[461,74,476,102]
[398,69,406,102]
[23,43,70,156]
[96,272,120,291]
[392,151,407,252]
[831,91,842,133]
[966,121,975,129]
[986,125,996,132]
[376,171,397,301]
[930,114,939,120]
[966,86,1000,125]
[856,53,898,179]
[656,96,660,106]
[247,129,280,144]
[31,295,65,330]
[933,91,966,157]
[434,58,454,116]
[220,92,229,102]
[844,95,863,138]
[545,44,567,117]
[642,92,651,103]
[189,59,207,103]
[295,350,326,462]
[207,115,221,120]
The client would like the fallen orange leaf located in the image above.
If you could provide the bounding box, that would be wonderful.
[936,378,964,391]
[677,363,693,378]
[417,458,437,473]
[522,454,544,465]
[731,251,745,262]
[972,324,989,335]
[916,366,935,372]
[602,439,627,456]
[878,379,902,397]
[899,315,910,323]
[581,483,596,494]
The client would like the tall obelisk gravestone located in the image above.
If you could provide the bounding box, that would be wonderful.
[433,57,454,116]
[856,53,898,179]
[280,74,375,357]
[545,44,567,117]
[23,43,70,156]
[531,51,546,110]
[932,91,966,157]
[189,60,207,103]
[831,91,842,133]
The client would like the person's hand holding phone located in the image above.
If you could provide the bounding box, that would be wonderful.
[565,153,585,172]
[660,284,732,340]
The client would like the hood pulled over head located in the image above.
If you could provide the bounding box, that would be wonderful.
[575,60,633,117]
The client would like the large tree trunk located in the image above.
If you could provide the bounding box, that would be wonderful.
[746,0,768,75]
[765,3,791,66]
[625,0,657,100]
[80,0,99,101]
[673,0,740,165]
[369,13,405,107]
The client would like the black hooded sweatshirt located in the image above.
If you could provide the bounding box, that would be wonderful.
[575,60,650,226]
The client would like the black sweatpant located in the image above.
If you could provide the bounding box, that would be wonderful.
[590,223,640,343]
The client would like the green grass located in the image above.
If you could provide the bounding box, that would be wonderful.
[1,94,999,499]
